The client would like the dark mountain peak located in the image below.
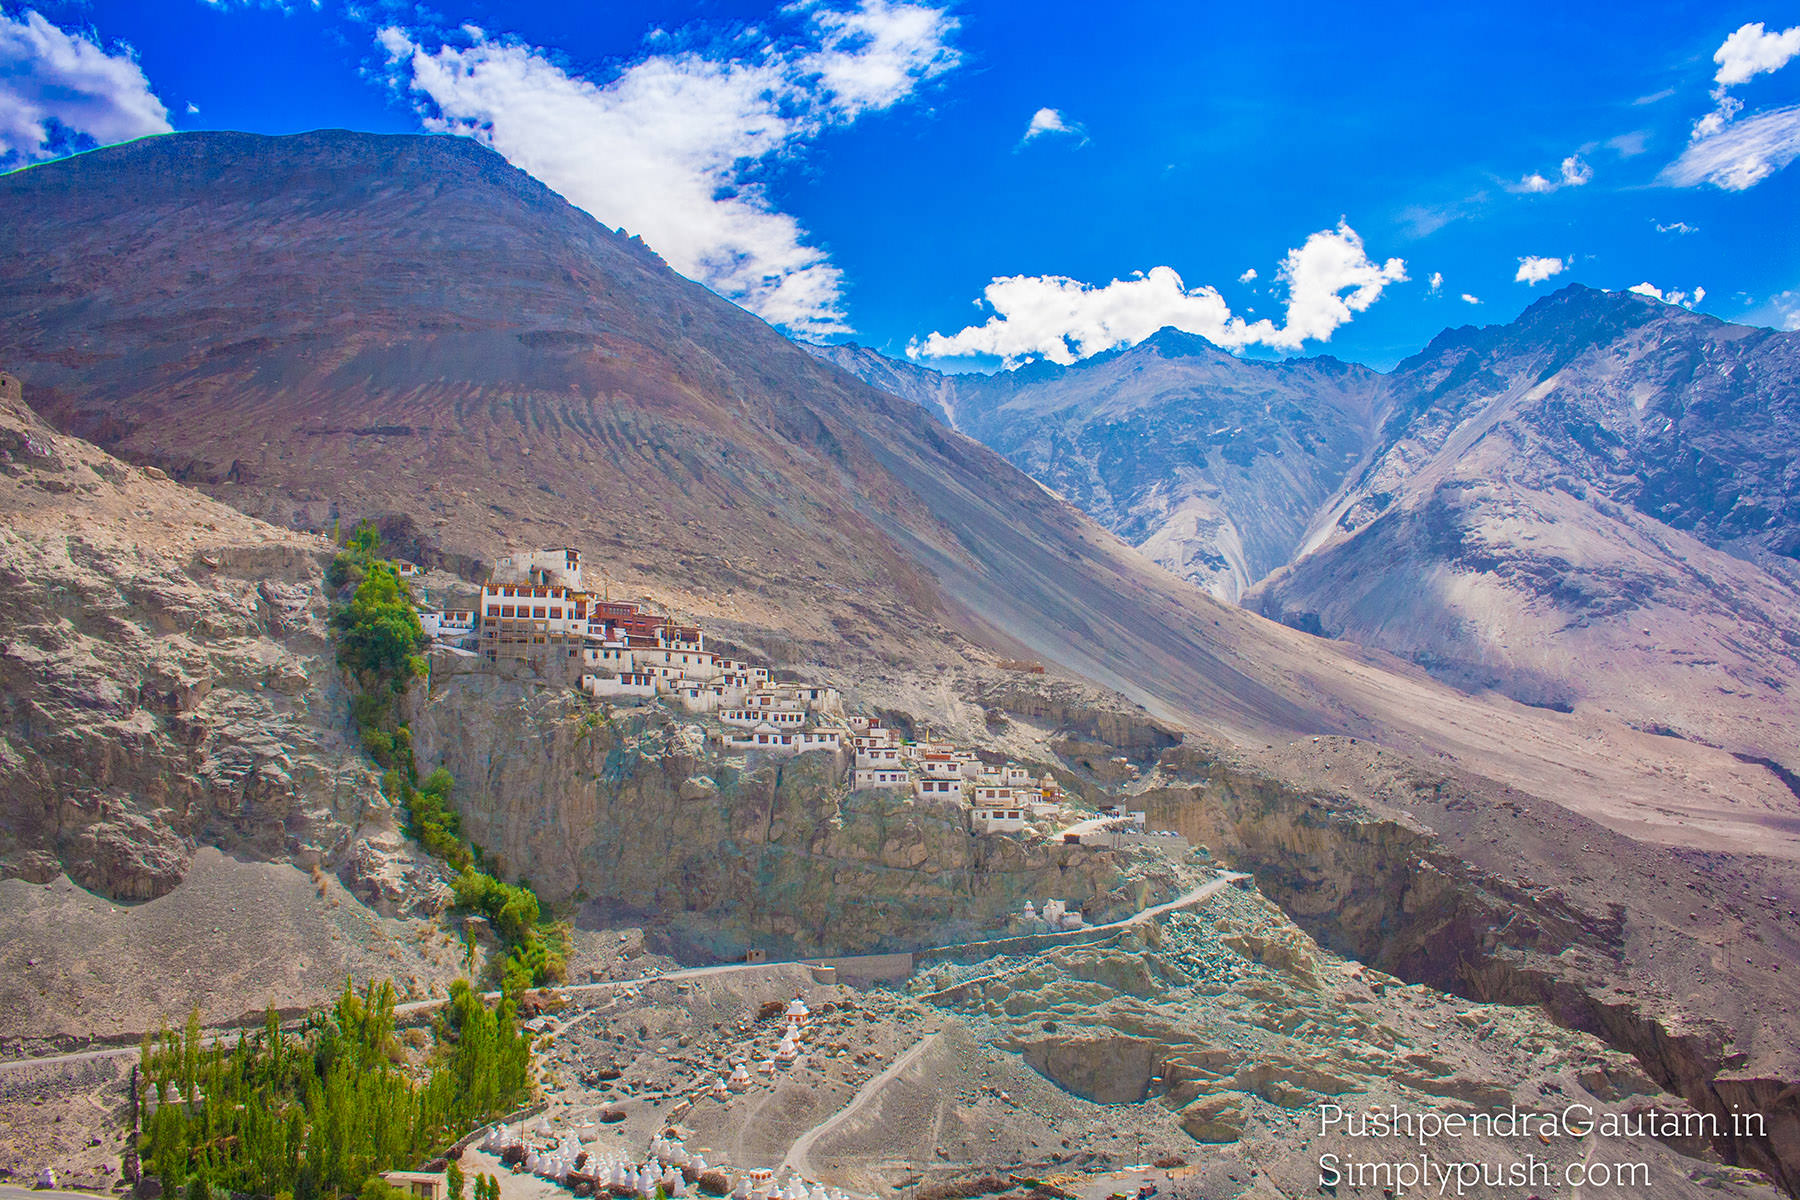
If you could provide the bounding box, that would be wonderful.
[1136,326,1232,359]
[1395,282,1699,377]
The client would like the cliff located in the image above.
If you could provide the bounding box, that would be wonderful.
[0,386,379,899]
[406,652,1188,957]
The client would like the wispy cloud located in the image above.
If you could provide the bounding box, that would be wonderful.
[1513,154,1592,193]
[1019,106,1086,145]
[1672,22,1800,189]
[1663,104,1800,190]
[1606,130,1650,157]
[1761,290,1800,330]
[1515,255,1565,285]
[1461,293,1482,305]
[1654,219,1697,234]
[909,220,1406,366]
[0,10,171,167]
[378,1,961,336]
[1428,271,1443,292]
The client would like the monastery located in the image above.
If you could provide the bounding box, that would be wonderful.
[418,550,1063,838]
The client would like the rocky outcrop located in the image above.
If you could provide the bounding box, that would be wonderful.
[405,653,1185,957]
[0,389,381,900]
[925,890,1721,1189]
[1137,738,1800,1194]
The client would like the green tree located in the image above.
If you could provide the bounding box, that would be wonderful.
[446,1160,465,1200]
[332,563,425,682]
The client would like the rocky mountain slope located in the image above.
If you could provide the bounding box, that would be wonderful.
[0,382,369,897]
[807,336,1387,603]
[0,379,469,1042]
[810,291,1800,771]
[2,131,1790,861]
[1247,288,1800,767]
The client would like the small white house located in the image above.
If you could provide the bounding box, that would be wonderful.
[913,776,962,801]
[971,806,1027,834]
[583,671,657,701]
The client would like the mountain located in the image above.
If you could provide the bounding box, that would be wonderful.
[6,131,1800,1192]
[809,292,1800,771]
[806,334,1388,603]
[1248,288,1800,764]
[0,131,1793,859]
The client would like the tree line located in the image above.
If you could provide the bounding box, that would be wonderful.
[139,979,530,1200]
[328,523,567,991]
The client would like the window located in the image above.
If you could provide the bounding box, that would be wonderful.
[534,607,547,619]
[502,607,515,618]
[487,606,499,617]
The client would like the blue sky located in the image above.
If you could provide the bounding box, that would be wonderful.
[3,0,1798,370]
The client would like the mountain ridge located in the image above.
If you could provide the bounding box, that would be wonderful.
[805,289,1800,771]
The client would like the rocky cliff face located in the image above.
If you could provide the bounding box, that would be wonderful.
[406,653,1186,957]
[0,387,379,900]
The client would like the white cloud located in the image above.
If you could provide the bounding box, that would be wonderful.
[1608,130,1650,157]
[1693,94,1743,140]
[379,1,960,336]
[1515,255,1565,285]
[1664,104,1800,189]
[1237,267,1257,283]
[0,10,171,166]
[1766,290,1800,330]
[1681,23,1800,172]
[909,220,1406,366]
[1627,281,1706,308]
[1514,153,1592,193]
[1461,293,1482,304]
[1654,219,1697,234]
[1021,106,1085,144]
[1429,271,1443,292]
[1713,21,1800,86]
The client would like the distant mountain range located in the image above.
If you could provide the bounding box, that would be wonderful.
[806,290,1800,769]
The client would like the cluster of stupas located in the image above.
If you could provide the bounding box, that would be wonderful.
[478,1120,598,1185]
[707,996,810,1098]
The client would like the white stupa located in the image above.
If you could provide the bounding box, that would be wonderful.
[712,1075,731,1100]
[784,995,810,1023]
[730,1061,752,1090]
[776,1033,799,1062]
